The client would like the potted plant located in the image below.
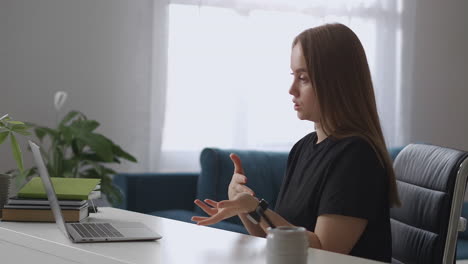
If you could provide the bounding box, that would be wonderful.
[0,114,33,217]
[0,114,33,185]
[28,110,137,206]
[4,92,137,207]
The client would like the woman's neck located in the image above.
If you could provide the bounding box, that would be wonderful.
[315,123,327,144]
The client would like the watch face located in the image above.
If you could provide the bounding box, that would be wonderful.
[259,199,269,210]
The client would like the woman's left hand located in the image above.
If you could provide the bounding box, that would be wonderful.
[191,193,259,226]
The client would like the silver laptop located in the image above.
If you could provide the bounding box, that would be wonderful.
[29,140,162,243]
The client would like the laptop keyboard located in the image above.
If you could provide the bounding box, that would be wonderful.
[70,223,124,238]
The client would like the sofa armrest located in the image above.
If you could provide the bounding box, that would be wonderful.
[113,173,199,214]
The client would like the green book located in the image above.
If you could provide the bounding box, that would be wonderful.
[18,177,101,200]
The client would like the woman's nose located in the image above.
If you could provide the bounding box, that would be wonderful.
[289,82,298,96]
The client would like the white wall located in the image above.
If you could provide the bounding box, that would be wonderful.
[1,0,467,175]
[0,0,154,172]
[400,0,468,151]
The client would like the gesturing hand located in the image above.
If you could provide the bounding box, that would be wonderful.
[228,153,255,200]
[192,193,259,226]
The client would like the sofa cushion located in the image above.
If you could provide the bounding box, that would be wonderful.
[198,148,289,225]
[458,202,468,239]
[113,173,198,213]
[151,209,248,234]
[389,146,405,161]
[458,239,468,259]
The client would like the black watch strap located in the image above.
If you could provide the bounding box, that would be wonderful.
[246,206,261,224]
[257,199,269,212]
[247,199,276,228]
[256,199,276,228]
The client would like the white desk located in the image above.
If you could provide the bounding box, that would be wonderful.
[0,207,384,264]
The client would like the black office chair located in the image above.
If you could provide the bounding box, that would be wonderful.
[391,144,468,264]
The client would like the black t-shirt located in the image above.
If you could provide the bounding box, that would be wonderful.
[275,132,391,262]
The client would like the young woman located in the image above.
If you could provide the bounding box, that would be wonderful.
[191,23,400,263]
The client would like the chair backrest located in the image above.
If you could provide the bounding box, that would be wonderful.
[198,148,288,225]
[390,144,468,264]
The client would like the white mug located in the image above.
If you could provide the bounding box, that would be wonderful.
[266,226,308,264]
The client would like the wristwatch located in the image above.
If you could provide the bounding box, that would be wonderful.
[247,199,276,228]
[246,199,265,224]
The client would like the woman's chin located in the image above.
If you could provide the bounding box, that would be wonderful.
[297,113,317,122]
[296,113,307,120]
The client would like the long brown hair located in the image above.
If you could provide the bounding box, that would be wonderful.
[293,23,401,207]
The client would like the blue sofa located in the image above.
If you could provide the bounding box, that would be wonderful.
[112,146,468,259]
[113,148,289,234]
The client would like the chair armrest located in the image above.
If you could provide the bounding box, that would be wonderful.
[112,173,198,214]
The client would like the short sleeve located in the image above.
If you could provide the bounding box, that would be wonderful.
[317,139,387,221]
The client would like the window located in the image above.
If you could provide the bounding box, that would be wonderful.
[159,1,401,172]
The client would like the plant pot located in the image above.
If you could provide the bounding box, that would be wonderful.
[0,174,12,218]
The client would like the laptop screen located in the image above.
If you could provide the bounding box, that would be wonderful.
[29,140,68,236]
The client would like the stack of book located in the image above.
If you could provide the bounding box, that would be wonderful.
[1,177,100,222]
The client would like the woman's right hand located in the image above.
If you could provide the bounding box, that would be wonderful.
[228,153,255,200]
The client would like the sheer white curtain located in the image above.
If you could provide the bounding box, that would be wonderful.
[155,0,403,172]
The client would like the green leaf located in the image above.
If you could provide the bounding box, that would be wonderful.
[34,128,47,141]
[11,124,31,136]
[103,167,117,174]
[76,133,114,162]
[12,123,32,130]
[62,159,78,178]
[71,139,81,156]
[70,119,100,133]
[26,167,37,177]
[52,147,64,177]
[11,124,30,133]
[81,160,103,172]
[80,153,107,162]
[0,131,9,145]
[46,161,56,178]
[43,127,59,137]
[80,168,103,180]
[59,111,80,127]
[113,145,137,162]
[7,120,25,125]
[12,130,31,136]
[62,126,74,143]
[84,120,99,132]
[14,169,27,188]
[34,127,58,141]
[10,133,24,172]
